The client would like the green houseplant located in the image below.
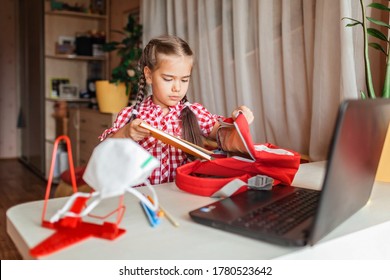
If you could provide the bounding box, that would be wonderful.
[343,0,390,98]
[103,13,143,98]
[95,14,142,113]
[343,0,390,182]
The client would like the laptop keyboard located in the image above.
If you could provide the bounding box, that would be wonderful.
[230,189,320,235]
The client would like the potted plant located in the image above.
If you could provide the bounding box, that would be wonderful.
[343,0,390,181]
[95,14,143,113]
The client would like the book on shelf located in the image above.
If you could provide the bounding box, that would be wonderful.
[139,122,213,161]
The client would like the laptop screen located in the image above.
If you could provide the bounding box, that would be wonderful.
[309,99,390,244]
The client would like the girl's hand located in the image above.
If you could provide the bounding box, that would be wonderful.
[126,118,151,141]
[232,105,254,124]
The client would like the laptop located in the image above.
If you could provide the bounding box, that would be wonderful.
[189,99,390,246]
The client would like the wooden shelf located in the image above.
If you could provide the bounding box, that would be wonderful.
[45,10,107,20]
[43,0,110,179]
[45,54,106,61]
[46,97,91,102]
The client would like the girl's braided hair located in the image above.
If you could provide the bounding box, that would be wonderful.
[131,35,204,148]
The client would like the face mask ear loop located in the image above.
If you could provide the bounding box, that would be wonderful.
[126,181,159,211]
[49,192,99,223]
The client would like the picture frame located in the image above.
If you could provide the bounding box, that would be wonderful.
[59,84,79,99]
[51,78,70,98]
[58,36,75,46]
[56,36,75,55]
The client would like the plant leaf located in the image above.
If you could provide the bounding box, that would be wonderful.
[341,17,362,26]
[368,3,390,12]
[368,42,388,56]
[367,27,388,42]
[346,22,362,27]
[367,17,390,29]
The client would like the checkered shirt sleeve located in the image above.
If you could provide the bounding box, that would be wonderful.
[98,106,133,141]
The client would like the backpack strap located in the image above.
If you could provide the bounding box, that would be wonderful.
[175,160,252,197]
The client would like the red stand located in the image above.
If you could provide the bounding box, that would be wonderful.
[30,135,126,258]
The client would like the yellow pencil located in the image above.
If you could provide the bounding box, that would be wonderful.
[147,195,179,227]
[159,205,180,227]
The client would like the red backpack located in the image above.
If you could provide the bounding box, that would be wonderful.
[175,113,301,197]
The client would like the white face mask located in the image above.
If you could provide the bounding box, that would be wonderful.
[84,138,159,208]
[83,138,158,198]
[50,138,159,223]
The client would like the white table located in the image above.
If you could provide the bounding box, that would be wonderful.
[6,161,390,259]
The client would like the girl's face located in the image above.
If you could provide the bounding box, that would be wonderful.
[144,55,193,109]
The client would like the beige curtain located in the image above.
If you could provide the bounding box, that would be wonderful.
[141,0,366,161]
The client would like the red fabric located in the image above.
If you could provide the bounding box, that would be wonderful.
[176,160,252,196]
[175,114,301,196]
[60,165,87,186]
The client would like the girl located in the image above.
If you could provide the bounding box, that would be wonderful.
[100,35,253,184]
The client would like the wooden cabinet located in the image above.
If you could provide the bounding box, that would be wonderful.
[43,0,110,178]
[68,108,116,166]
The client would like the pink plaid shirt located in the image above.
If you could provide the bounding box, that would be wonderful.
[99,96,221,185]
